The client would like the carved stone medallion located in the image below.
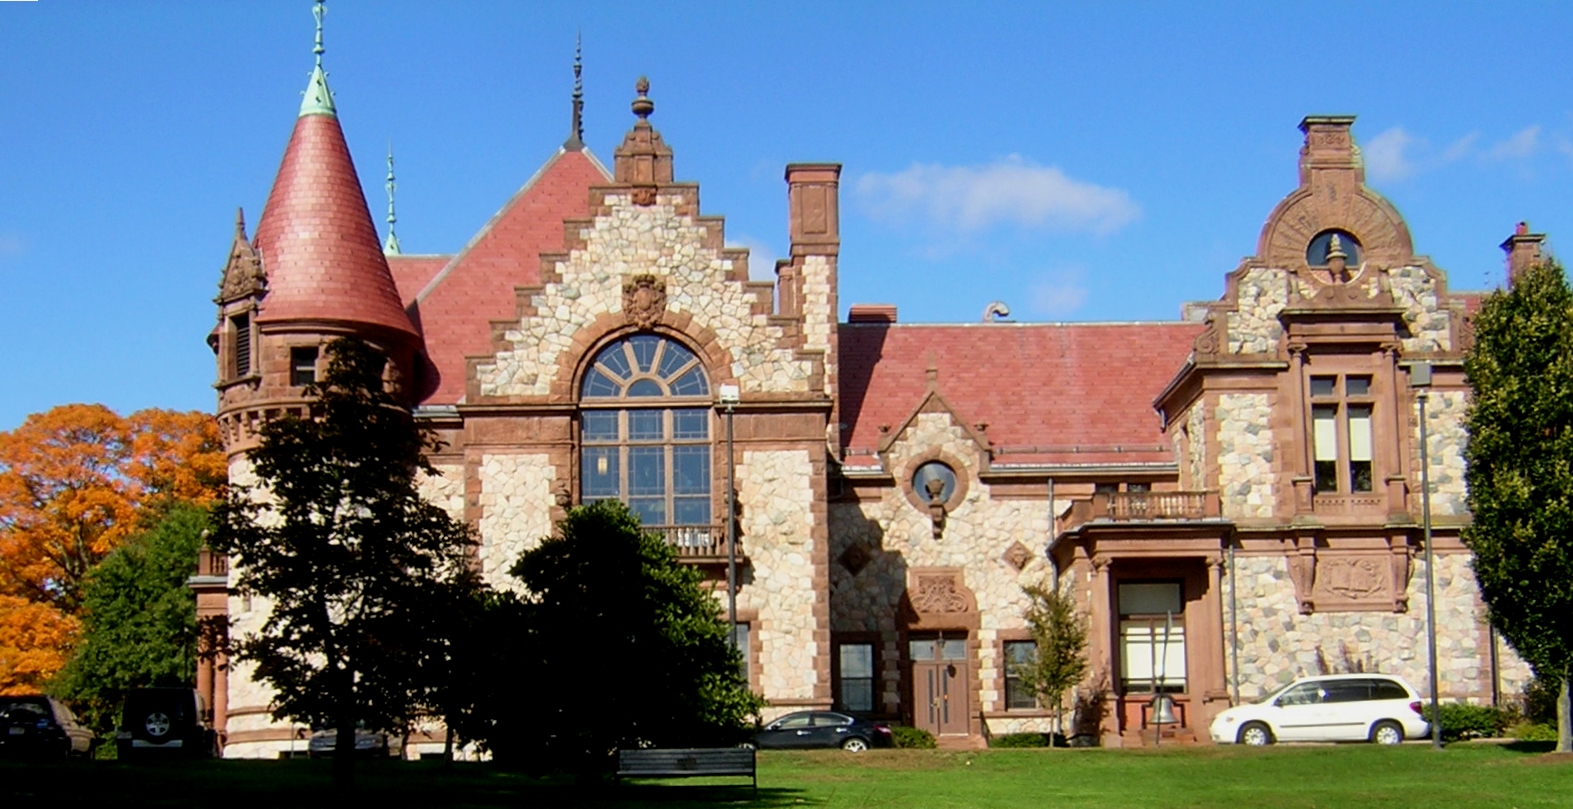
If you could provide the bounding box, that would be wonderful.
[1002,541,1033,572]
[911,574,969,613]
[622,274,667,329]
[838,544,872,576]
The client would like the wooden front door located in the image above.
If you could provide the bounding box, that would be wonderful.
[910,636,969,736]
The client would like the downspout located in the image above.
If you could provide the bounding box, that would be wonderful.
[1227,538,1239,706]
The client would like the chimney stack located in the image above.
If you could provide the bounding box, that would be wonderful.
[1500,221,1545,284]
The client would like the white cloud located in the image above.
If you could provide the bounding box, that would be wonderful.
[1488,126,1541,160]
[1364,127,1417,182]
[1441,132,1479,162]
[724,235,781,283]
[1028,269,1088,318]
[855,156,1139,235]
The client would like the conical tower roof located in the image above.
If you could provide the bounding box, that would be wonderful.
[252,5,417,341]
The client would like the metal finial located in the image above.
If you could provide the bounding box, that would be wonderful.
[313,1,326,68]
[384,143,401,255]
[565,33,585,148]
[631,76,654,122]
[299,0,336,116]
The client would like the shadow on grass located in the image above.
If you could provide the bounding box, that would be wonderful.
[0,758,810,808]
[1494,740,1557,755]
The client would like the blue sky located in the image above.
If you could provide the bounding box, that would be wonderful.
[2,1,1571,429]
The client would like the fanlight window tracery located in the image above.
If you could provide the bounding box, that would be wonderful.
[579,334,712,527]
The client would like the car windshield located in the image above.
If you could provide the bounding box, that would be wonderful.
[0,698,51,722]
[1255,681,1298,704]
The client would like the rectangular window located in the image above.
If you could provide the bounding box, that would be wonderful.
[1004,641,1037,710]
[1118,582,1186,694]
[838,643,874,712]
[579,408,712,526]
[1309,374,1377,494]
[231,314,251,378]
[290,346,318,387]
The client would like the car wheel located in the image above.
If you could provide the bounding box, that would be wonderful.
[736,741,757,750]
[1370,720,1404,745]
[841,737,870,753]
[1237,722,1274,746]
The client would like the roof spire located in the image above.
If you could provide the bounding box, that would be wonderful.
[384,143,401,255]
[564,33,585,150]
[300,0,337,117]
[631,76,654,123]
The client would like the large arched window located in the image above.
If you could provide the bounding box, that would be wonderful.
[579,334,712,527]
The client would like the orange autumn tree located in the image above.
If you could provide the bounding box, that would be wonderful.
[0,404,223,693]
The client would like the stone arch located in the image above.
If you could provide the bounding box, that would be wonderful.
[549,310,739,401]
[1256,185,1415,270]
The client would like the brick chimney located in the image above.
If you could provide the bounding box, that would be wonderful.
[1500,221,1545,284]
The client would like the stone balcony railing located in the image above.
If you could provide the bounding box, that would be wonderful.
[645,524,743,563]
[1059,491,1222,533]
[196,545,229,577]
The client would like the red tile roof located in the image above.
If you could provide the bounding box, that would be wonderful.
[409,149,611,405]
[387,255,449,306]
[253,114,417,339]
[838,322,1201,467]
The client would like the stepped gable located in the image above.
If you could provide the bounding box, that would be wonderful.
[408,149,610,406]
[839,321,1201,467]
[252,112,418,340]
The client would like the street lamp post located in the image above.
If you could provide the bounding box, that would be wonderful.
[720,384,741,652]
[1412,362,1443,749]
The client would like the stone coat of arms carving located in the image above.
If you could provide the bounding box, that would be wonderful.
[911,574,970,613]
[622,274,667,329]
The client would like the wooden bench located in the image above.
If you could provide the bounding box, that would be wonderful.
[615,747,756,791]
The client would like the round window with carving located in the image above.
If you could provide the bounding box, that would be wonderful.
[911,461,958,506]
[1306,230,1362,268]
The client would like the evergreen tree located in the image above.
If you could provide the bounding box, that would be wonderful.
[1463,258,1573,753]
[208,338,477,787]
[51,505,206,735]
[487,500,761,772]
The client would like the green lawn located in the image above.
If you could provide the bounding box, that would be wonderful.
[5,743,1568,808]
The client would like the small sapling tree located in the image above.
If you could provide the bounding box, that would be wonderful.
[1014,578,1089,744]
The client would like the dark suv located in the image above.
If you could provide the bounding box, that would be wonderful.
[116,688,217,758]
[0,696,95,758]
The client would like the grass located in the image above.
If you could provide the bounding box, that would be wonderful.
[4,742,1568,808]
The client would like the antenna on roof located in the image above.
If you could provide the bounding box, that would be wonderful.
[384,143,401,255]
[565,32,585,150]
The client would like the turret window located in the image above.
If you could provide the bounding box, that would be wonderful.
[230,314,251,378]
[290,346,319,387]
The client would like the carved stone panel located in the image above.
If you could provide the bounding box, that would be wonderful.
[900,567,979,630]
[621,274,667,329]
[1310,553,1401,613]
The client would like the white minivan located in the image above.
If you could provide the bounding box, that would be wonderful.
[1210,674,1430,745]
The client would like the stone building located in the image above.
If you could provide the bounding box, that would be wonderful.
[197,25,1533,756]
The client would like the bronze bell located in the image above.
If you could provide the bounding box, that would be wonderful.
[1150,694,1179,726]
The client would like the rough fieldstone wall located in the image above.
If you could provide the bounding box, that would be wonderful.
[828,412,1055,734]
[1414,390,1469,518]
[220,457,289,758]
[1387,265,1453,353]
[1226,267,1288,354]
[734,449,820,709]
[800,254,834,397]
[417,463,466,523]
[1225,553,1529,702]
[1187,403,1208,490]
[476,453,556,591]
[1215,393,1276,519]
[476,192,814,397]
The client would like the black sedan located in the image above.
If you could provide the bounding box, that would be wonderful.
[753,711,892,752]
[0,696,95,758]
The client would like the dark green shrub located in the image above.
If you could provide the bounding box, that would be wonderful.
[1520,676,1559,725]
[891,726,935,749]
[1511,722,1557,742]
[990,732,1050,748]
[1421,702,1509,741]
